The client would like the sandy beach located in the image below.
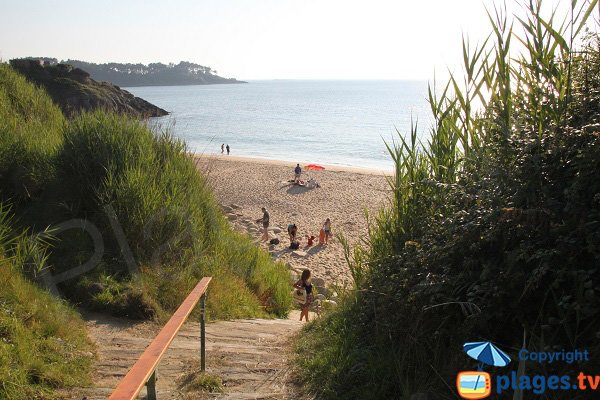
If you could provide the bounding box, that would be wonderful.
[195,154,392,288]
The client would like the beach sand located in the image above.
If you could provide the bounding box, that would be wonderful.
[195,154,392,289]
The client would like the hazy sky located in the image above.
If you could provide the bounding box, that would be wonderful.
[0,0,593,80]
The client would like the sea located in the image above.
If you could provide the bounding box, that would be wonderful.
[126,80,433,171]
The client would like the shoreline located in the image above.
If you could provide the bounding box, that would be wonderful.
[194,153,394,176]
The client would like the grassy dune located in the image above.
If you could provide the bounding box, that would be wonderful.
[0,62,292,398]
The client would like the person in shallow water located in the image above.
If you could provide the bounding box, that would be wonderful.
[226,144,230,155]
[221,143,224,154]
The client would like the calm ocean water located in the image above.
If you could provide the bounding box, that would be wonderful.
[127,80,432,171]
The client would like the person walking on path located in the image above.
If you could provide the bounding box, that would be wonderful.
[293,269,313,322]
[226,144,230,155]
[256,207,270,241]
[221,143,224,154]
[323,218,332,244]
[294,163,302,182]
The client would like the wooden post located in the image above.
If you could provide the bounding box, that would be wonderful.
[200,292,206,371]
[146,370,157,400]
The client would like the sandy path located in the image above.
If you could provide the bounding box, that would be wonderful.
[195,155,391,287]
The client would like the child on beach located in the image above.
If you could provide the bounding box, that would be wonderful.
[323,218,332,244]
[287,223,297,243]
[221,143,224,154]
[226,144,230,155]
[293,269,313,322]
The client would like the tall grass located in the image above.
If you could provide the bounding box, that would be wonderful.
[54,111,291,319]
[0,63,291,324]
[0,204,93,400]
[296,1,599,398]
[0,64,64,204]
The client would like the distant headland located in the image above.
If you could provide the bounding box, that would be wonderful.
[9,58,169,118]
[17,57,246,87]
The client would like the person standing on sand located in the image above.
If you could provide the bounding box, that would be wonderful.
[294,163,302,182]
[293,269,313,322]
[287,223,298,244]
[323,218,332,244]
[256,207,270,241]
[221,144,224,154]
[226,144,230,155]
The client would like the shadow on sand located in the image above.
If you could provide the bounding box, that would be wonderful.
[286,184,312,195]
[305,245,325,256]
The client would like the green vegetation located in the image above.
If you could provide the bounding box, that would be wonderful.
[0,206,93,400]
[53,111,290,320]
[180,370,225,394]
[0,62,291,321]
[0,63,64,204]
[296,1,599,399]
[0,59,291,397]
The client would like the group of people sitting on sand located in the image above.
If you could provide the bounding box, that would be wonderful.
[291,164,320,188]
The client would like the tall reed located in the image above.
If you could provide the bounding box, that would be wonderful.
[296,1,599,398]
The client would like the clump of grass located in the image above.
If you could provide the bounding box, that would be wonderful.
[0,63,64,205]
[296,1,600,399]
[180,370,224,394]
[0,205,93,400]
[51,111,291,320]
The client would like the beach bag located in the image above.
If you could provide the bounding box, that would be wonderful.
[290,241,300,250]
[269,238,280,245]
[292,288,307,305]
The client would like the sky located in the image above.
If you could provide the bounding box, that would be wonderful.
[0,0,595,80]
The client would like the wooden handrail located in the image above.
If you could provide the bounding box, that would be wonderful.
[109,277,212,400]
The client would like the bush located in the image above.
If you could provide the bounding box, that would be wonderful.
[296,2,600,399]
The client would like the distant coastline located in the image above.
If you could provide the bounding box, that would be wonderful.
[14,57,246,87]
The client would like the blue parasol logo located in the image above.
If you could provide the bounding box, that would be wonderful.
[463,341,511,370]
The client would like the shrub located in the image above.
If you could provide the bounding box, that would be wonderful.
[296,1,600,399]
